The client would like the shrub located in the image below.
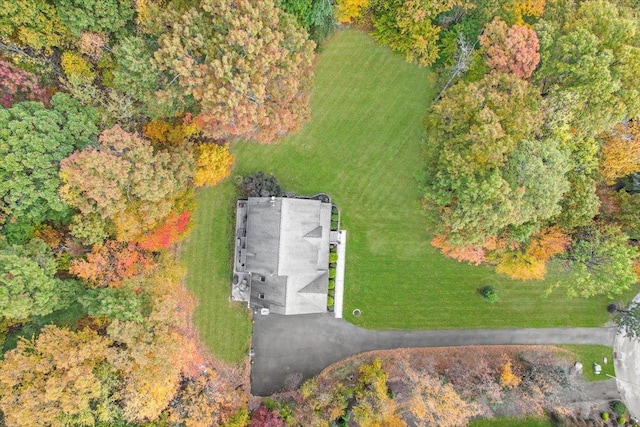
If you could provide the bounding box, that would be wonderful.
[601,412,609,420]
[328,304,334,311]
[327,297,334,306]
[331,214,339,222]
[328,280,335,290]
[329,252,338,263]
[480,285,499,303]
[241,172,283,198]
[61,51,95,82]
[330,245,337,253]
[618,416,626,424]
[613,400,628,415]
[329,268,336,279]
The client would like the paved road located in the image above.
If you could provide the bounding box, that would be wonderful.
[251,313,617,395]
[614,294,640,421]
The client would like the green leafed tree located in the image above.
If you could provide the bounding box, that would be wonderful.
[53,0,134,37]
[0,238,78,320]
[0,93,98,242]
[423,72,566,246]
[0,0,70,51]
[563,224,638,298]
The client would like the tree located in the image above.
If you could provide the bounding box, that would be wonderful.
[495,251,546,280]
[0,93,98,242]
[0,238,76,319]
[193,143,235,187]
[370,0,469,67]
[535,0,640,136]
[0,0,70,51]
[401,362,480,427]
[599,120,640,184]
[249,405,285,427]
[613,301,640,341]
[69,240,155,288]
[137,210,191,251]
[78,284,146,322]
[563,224,638,298]
[0,326,115,427]
[0,59,49,108]
[281,0,336,44]
[424,72,561,246]
[479,17,541,79]
[336,0,369,23]
[499,357,522,388]
[152,0,316,143]
[60,125,194,244]
[52,0,134,37]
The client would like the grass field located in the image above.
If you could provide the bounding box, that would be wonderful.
[181,184,252,363]
[185,29,635,361]
[560,345,615,381]
[469,416,553,427]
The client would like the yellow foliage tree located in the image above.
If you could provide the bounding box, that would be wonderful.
[143,118,198,146]
[353,358,407,427]
[495,251,546,280]
[402,362,480,427]
[511,0,545,25]
[599,121,640,184]
[61,51,95,83]
[499,357,522,388]
[193,143,235,187]
[336,0,370,23]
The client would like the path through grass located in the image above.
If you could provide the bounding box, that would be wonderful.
[185,30,633,362]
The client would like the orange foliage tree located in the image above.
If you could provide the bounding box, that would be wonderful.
[143,116,198,146]
[138,211,192,251]
[479,17,540,79]
[193,143,235,187]
[69,240,155,288]
[599,120,640,184]
[526,226,570,262]
[431,234,487,265]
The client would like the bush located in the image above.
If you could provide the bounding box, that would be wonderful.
[602,412,610,420]
[331,214,339,222]
[328,289,335,297]
[328,304,334,311]
[328,280,335,290]
[241,172,283,198]
[618,416,627,424]
[480,285,499,303]
[327,297,334,306]
[613,400,628,415]
[329,252,338,263]
[329,268,336,279]
[330,245,337,253]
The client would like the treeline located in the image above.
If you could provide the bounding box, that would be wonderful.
[0,0,325,425]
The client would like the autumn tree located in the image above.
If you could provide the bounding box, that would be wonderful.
[60,125,194,244]
[613,191,640,239]
[599,120,640,184]
[499,357,522,388]
[193,143,235,187]
[352,358,407,427]
[401,362,480,427]
[479,17,541,79]
[69,240,155,288]
[563,224,638,298]
[0,59,49,108]
[0,93,98,242]
[0,0,70,51]
[152,0,316,143]
[369,0,470,67]
[336,0,369,23]
[0,326,116,427]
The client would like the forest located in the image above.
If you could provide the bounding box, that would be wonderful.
[1,0,640,425]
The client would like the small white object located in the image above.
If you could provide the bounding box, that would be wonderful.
[594,363,602,374]
[260,308,270,315]
[574,362,583,374]
[604,357,608,364]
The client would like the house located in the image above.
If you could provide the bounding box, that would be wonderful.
[233,196,336,315]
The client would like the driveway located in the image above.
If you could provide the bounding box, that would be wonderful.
[614,294,640,421]
[251,313,617,395]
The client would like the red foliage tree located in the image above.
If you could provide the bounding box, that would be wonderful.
[479,18,540,79]
[0,59,49,107]
[69,241,155,287]
[249,405,285,427]
[137,211,191,251]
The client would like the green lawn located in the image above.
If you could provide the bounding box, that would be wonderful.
[469,416,553,427]
[181,184,252,363]
[560,345,615,381]
[185,29,635,361]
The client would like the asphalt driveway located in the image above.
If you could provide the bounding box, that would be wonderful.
[251,312,617,395]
